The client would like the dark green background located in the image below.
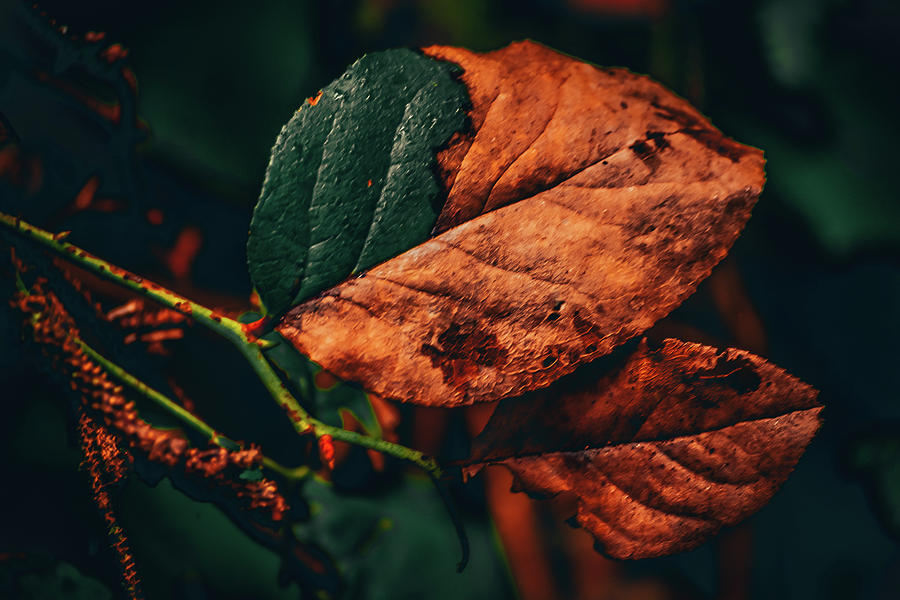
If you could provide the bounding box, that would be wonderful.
[1,0,898,599]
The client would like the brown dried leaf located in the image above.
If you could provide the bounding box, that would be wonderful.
[279,41,765,407]
[465,338,822,559]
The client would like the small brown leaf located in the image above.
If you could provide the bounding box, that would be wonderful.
[465,338,821,559]
[279,41,765,407]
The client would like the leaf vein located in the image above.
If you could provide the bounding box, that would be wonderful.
[474,407,819,466]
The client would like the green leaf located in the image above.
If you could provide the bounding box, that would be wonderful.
[118,478,304,599]
[239,468,264,481]
[313,366,381,437]
[295,476,514,600]
[247,49,468,315]
[1,556,113,600]
[848,433,900,540]
[266,330,313,400]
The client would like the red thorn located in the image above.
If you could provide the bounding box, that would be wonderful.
[100,43,129,63]
[243,316,274,339]
[318,435,335,470]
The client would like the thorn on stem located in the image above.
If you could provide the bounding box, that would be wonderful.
[318,434,335,471]
[244,315,276,339]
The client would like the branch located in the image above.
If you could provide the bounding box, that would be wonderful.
[4,210,465,568]
[74,336,308,481]
[0,211,440,477]
[0,211,251,347]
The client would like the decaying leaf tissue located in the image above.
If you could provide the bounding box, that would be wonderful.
[255,40,820,561]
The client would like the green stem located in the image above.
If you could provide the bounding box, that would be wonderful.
[0,211,251,348]
[0,210,440,477]
[79,339,217,442]
[75,336,308,481]
[259,460,310,481]
[238,341,441,477]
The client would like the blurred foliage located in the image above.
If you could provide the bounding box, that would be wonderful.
[296,476,514,600]
[847,432,900,541]
[0,555,114,600]
[125,1,314,195]
[748,0,900,256]
[117,478,299,600]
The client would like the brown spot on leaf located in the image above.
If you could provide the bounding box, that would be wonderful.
[421,321,507,387]
[646,130,670,150]
[629,138,654,159]
[572,311,595,336]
